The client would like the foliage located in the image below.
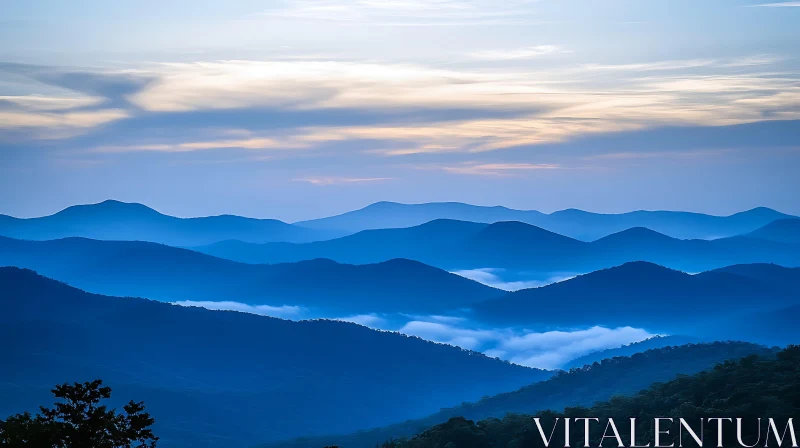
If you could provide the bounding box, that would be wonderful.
[0,380,157,448]
[270,341,772,448]
[382,346,800,448]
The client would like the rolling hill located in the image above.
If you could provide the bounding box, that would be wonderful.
[746,218,800,244]
[563,335,702,369]
[194,221,800,274]
[264,342,772,448]
[295,202,794,241]
[0,236,503,315]
[471,262,800,334]
[294,201,545,233]
[0,200,336,245]
[371,345,797,448]
[0,267,549,448]
[5,201,793,247]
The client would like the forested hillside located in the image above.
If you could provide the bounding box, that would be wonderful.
[381,346,799,448]
[269,342,772,448]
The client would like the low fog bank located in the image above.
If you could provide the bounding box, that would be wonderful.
[172,301,653,369]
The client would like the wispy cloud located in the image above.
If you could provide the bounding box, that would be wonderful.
[580,55,781,72]
[585,148,736,162]
[488,326,653,369]
[468,45,565,61]
[399,320,500,351]
[0,109,128,130]
[5,54,799,155]
[748,1,800,6]
[332,313,387,327]
[294,176,395,185]
[92,136,310,153]
[434,162,561,176]
[172,300,306,319]
[452,268,576,290]
[119,58,799,154]
[0,95,104,111]
[260,0,542,26]
[168,300,655,369]
[399,318,653,369]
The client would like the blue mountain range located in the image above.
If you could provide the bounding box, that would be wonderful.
[0,267,548,448]
[195,219,800,274]
[0,236,503,315]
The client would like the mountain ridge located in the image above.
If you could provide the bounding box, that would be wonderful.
[5,201,793,245]
[264,341,773,448]
[195,219,800,274]
[0,200,337,245]
[0,235,504,315]
[0,267,548,448]
[295,202,794,240]
[472,261,800,334]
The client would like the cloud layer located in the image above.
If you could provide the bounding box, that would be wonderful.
[169,299,653,369]
[451,268,576,291]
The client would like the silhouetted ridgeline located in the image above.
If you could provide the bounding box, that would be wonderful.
[295,202,794,240]
[0,268,548,447]
[472,262,800,337]
[747,218,800,244]
[0,236,503,314]
[374,346,799,448]
[2,200,794,246]
[0,200,339,245]
[266,342,773,448]
[194,219,800,274]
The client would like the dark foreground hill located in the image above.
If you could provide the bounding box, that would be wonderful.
[195,220,800,274]
[378,346,798,448]
[0,200,335,245]
[0,236,503,315]
[0,268,548,448]
[266,342,772,448]
[472,262,800,335]
[296,202,793,241]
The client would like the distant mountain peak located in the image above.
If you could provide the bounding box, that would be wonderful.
[579,260,687,280]
[746,218,800,243]
[595,226,674,243]
[477,220,579,244]
[731,207,787,218]
[54,199,161,217]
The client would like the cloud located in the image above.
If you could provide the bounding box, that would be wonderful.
[0,108,130,140]
[399,320,500,351]
[114,58,799,154]
[398,318,654,369]
[489,326,653,369]
[92,136,311,153]
[402,314,469,324]
[332,313,387,327]
[433,162,561,176]
[259,0,542,26]
[748,1,800,6]
[579,55,781,72]
[171,300,306,319]
[4,55,798,155]
[0,95,104,111]
[452,268,575,291]
[294,176,395,185]
[468,45,565,61]
[584,148,735,161]
[167,301,653,369]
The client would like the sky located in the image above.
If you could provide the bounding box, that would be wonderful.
[1,0,799,221]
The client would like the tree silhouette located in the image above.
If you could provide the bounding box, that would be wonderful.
[0,379,158,447]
